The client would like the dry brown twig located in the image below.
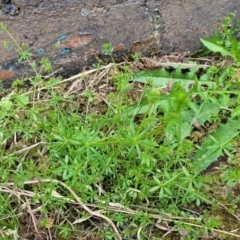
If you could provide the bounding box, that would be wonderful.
[1,180,240,239]
[22,63,115,97]
[143,57,210,69]
[1,179,122,240]
[25,197,39,234]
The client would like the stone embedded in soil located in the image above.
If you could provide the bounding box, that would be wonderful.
[0,0,240,86]
[0,68,14,79]
[60,34,92,50]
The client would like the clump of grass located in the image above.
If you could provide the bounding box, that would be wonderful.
[0,16,240,240]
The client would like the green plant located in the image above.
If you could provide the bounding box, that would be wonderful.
[0,23,52,79]
[102,42,114,55]
[200,12,240,63]
[1,24,34,66]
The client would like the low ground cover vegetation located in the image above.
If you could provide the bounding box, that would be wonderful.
[0,15,240,240]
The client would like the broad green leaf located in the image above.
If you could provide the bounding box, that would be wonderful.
[192,102,220,126]
[232,105,240,117]
[126,98,169,116]
[200,38,233,57]
[231,37,240,62]
[186,66,199,78]
[0,99,12,111]
[193,31,222,57]
[15,95,29,106]
[193,120,240,173]
[219,94,230,108]
[172,66,184,79]
[132,68,216,91]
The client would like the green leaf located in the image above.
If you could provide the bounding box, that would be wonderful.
[232,105,240,117]
[132,68,216,91]
[126,97,169,116]
[182,166,190,177]
[153,176,161,185]
[149,185,160,193]
[164,187,172,196]
[193,31,222,57]
[200,38,233,57]
[192,102,220,126]
[0,99,12,111]
[18,49,32,62]
[193,120,240,173]
[15,95,29,106]
[231,37,240,62]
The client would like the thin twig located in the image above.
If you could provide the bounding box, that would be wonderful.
[143,57,210,69]
[25,197,39,234]
[2,179,122,240]
[61,63,114,83]
[14,142,47,154]
[22,63,115,97]
[2,182,240,238]
[43,68,63,79]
